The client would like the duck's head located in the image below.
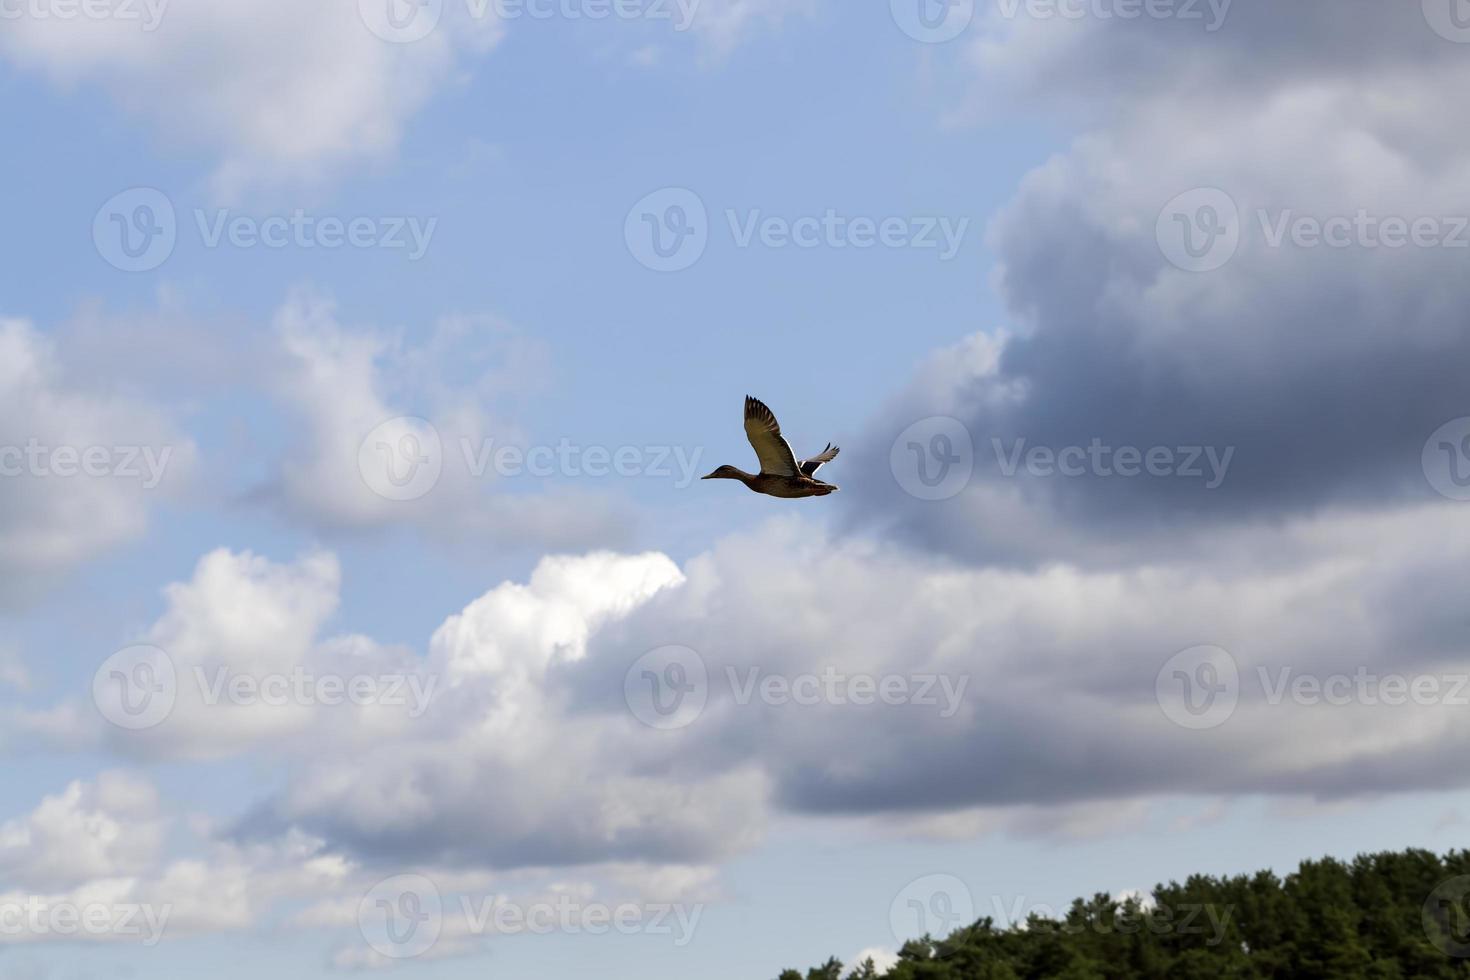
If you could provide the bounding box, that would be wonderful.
[702,465,743,480]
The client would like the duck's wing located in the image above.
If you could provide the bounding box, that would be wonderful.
[800,443,840,477]
[743,396,800,477]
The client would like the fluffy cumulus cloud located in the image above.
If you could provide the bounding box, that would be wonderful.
[0,0,503,193]
[0,316,194,608]
[0,770,713,957]
[9,546,432,759]
[39,510,1470,853]
[9,494,1470,944]
[0,772,164,891]
[12,546,763,870]
[250,547,768,870]
[848,1,1470,564]
[0,772,361,946]
[266,290,632,551]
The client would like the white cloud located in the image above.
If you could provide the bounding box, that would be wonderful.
[0,775,353,946]
[0,316,194,608]
[849,947,898,974]
[12,501,1470,940]
[266,548,769,869]
[0,772,164,891]
[268,290,631,551]
[0,0,503,194]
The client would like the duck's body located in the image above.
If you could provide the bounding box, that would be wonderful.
[702,397,840,499]
[706,466,837,498]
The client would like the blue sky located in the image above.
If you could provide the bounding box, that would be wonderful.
[5,0,1470,977]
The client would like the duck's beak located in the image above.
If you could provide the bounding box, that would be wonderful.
[700,471,717,480]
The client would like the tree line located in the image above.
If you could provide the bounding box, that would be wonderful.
[778,848,1470,979]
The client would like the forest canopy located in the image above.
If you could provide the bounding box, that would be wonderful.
[779,848,1470,980]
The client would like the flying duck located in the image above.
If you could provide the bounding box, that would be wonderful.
[702,396,840,498]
